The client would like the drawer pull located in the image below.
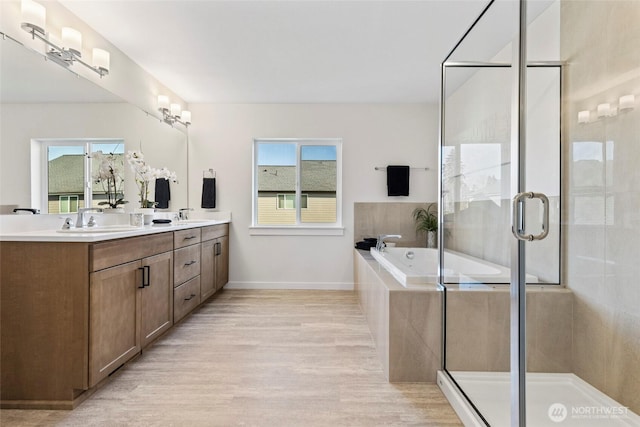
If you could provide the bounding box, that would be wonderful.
[184,293,197,301]
[183,235,197,240]
[143,265,150,287]
[137,267,146,288]
[184,260,197,266]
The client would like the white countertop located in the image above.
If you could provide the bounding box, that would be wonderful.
[0,212,231,243]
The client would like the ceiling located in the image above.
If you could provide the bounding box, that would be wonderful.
[59,0,489,104]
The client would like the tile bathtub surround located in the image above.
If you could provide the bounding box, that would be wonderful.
[0,289,461,426]
[354,202,437,247]
[354,249,441,382]
[445,288,573,373]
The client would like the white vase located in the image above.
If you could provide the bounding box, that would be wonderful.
[135,208,155,225]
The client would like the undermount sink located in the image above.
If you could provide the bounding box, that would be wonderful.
[57,225,141,233]
[174,219,210,224]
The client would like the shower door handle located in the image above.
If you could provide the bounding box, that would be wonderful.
[511,192,550,241]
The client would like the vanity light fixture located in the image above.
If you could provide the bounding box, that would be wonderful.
[157,95,192,127]
[20,0,110,77]
[577,110,590,124]
[596,103,611,118]
[619,94,635,111]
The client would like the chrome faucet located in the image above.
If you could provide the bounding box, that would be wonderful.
[75,208,103,228]
[376,234,402,252]
[178,208,193,221]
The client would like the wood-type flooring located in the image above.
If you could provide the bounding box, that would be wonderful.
[1,289,462,426]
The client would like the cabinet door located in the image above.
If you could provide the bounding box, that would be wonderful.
[89,260,141,387]
[201,240,216,301]
[141,251,173,348]
[215,236,229,291]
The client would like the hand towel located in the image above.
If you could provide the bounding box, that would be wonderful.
[387,165,410,196]
[154,178,171,209]
[201,177,216,208]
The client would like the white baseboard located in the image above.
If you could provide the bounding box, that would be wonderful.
[225,281,354,291]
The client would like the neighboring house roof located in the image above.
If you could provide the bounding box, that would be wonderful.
[257,161,336,192]
[48,154,84,194]
[48,153,124,194]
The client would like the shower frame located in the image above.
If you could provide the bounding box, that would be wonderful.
[437,0,563,425]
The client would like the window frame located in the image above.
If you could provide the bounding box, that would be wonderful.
[35,138,124,214]
[251,138,343,236]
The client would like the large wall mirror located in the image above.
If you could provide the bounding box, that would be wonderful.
[0,35,188,214]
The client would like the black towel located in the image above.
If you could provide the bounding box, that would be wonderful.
[201,177,216,209]
[387,165,410,196]
[154,178,171,209]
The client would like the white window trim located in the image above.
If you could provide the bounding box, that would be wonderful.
[32,138,123,213]
[251,138,343,236]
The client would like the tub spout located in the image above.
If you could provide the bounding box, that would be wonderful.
[376,234,402,252]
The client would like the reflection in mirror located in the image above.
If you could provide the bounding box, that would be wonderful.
[0,35,187,214]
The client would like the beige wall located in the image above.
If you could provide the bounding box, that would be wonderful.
[562,0,640,413]
[354,202,437,248]
[257,194,337,225]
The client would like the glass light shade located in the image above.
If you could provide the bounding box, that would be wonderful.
[577,110,590,124]
[92,48,110,71]
[157,95,170,110]
[62,27,82,56]
[170,103,181,117]
[180,110,192,124]
[21,0,46,34]
[619,94,635,110]
[597,103,610,118]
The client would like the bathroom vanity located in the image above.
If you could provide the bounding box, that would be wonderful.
[0,220,229,409]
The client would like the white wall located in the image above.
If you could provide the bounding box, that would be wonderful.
[188,104,438,289]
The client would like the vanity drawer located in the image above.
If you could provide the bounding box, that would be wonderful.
[90,232,173,272]
[201,223,228,241]
[174,244,201,286]
[174,276,200,323]
[174,228,201,249]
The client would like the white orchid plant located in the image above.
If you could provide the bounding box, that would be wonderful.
[126,150,177,208]
[93,150,128,209]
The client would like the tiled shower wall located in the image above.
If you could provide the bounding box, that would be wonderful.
[563,0,640,414]
[353,202,436,247]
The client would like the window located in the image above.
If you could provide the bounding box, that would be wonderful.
[37,139,124,214]
[59,195,79,213]
[252,138,342,235]
[277,194,308,209]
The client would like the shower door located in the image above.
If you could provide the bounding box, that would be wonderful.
[440,0,561,425]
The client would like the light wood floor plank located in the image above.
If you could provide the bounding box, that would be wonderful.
[1,289,461,426]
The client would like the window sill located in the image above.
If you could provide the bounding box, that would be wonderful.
[249,226,344,236]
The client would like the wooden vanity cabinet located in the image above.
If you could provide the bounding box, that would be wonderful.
[1,222,228,409]
[173,228,202,322]
[201,224,229,301]
[89,233,173,387]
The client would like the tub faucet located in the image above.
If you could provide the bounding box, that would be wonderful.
[76,208,103,228]
[376,234,402,252]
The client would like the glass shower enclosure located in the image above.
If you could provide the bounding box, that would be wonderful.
[437,0,640,426]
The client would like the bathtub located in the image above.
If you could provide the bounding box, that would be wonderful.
[370,247,538,287]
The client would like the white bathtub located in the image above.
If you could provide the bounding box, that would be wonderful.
[370,247,538,287]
